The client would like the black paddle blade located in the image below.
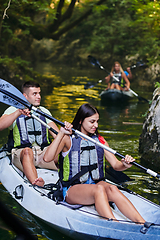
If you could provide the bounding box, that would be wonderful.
[136,60,147,68]
[130,60,147,69]
[88,55,101,68]
[105,167,132,184]
[84,82,96,89]
[138,96,149,103]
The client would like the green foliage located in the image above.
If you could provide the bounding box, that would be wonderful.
[155,82,160,88]
[68,0,160,67]
[0,0,160,79]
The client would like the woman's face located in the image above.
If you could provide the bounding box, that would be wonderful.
[114,63,120,72]
[80,113,99,135]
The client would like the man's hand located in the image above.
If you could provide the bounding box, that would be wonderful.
[19,108,31,117]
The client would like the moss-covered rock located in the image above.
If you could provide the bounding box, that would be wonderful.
[139,88,160,170]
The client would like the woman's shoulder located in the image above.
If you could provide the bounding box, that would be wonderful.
[98,135,105,144]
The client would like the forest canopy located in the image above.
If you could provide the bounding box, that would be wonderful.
[0,0,159,74]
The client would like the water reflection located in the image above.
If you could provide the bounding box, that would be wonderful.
[44,84,99,123]
[104,104,130,125]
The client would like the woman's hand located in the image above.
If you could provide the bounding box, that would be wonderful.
[110,72,113,77]
[60,121,73,135]
[123,85,129,91]
[121,155,134,168]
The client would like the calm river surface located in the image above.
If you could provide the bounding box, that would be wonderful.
[0,63,159,239]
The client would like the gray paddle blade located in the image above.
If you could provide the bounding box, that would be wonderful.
[0,78,28,109]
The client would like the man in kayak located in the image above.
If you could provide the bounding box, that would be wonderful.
[105,62,130,90]
[0,81,59,186]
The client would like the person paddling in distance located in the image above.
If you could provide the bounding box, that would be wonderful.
[124,67,133,80]
[105,61,130,91]
[44,103,145,223]
[0,81,59,187]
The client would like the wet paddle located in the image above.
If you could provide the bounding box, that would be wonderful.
[0,79,159,179]
[86,56,149,103]
[105,166,132,184]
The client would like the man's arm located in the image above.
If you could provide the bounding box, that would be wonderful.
[0,110,21,131]
[0,108,31,131]
[126,67,133,79]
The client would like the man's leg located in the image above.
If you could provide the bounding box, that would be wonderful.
[36,146,58,170]
[20,147,44,187]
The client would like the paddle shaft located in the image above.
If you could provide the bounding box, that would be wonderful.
[0,86,159,179]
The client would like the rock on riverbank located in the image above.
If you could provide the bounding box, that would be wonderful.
[139,87,160,169]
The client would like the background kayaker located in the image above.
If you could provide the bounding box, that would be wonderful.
[0,81,59,187]
[124,67,133,80]
[44,103,145,224]
[105,61,130,90]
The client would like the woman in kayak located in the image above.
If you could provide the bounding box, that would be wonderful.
[44,103,145,223]
[105,61,130,91]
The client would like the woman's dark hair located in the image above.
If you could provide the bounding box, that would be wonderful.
[72,103,99,134]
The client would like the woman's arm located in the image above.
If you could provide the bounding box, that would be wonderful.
[44,122,72,163]
[48,121,59,139]
[122,72,130,89]
[103,139,134,171]
[105,75,111,89]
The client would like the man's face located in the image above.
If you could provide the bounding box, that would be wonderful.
[23,87,41,107]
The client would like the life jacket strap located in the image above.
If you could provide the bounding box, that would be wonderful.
[62,163,98,188]
[80,145,95,153]
[28,131,41,135]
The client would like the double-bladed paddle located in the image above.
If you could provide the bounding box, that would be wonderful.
[0,78,159,179]
[88,55,146,72]
[86,56,149,103]
[0,79,129,184]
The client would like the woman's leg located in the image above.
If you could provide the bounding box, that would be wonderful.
[66,184,117,220]
[115,84,121,90]
[110,83,115,89]
[98,181,145,223]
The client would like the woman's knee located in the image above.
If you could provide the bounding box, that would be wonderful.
[107,185,120,198]
[95,184,106,196]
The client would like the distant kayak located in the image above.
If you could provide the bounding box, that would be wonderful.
[100,89,134,103]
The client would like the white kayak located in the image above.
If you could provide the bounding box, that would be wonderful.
[1,149,160,240]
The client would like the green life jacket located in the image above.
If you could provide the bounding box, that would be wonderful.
[7,113,51,150]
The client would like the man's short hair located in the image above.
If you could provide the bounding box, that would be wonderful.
[22,81,40,93]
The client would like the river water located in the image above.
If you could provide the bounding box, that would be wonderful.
[0,63,159,239]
